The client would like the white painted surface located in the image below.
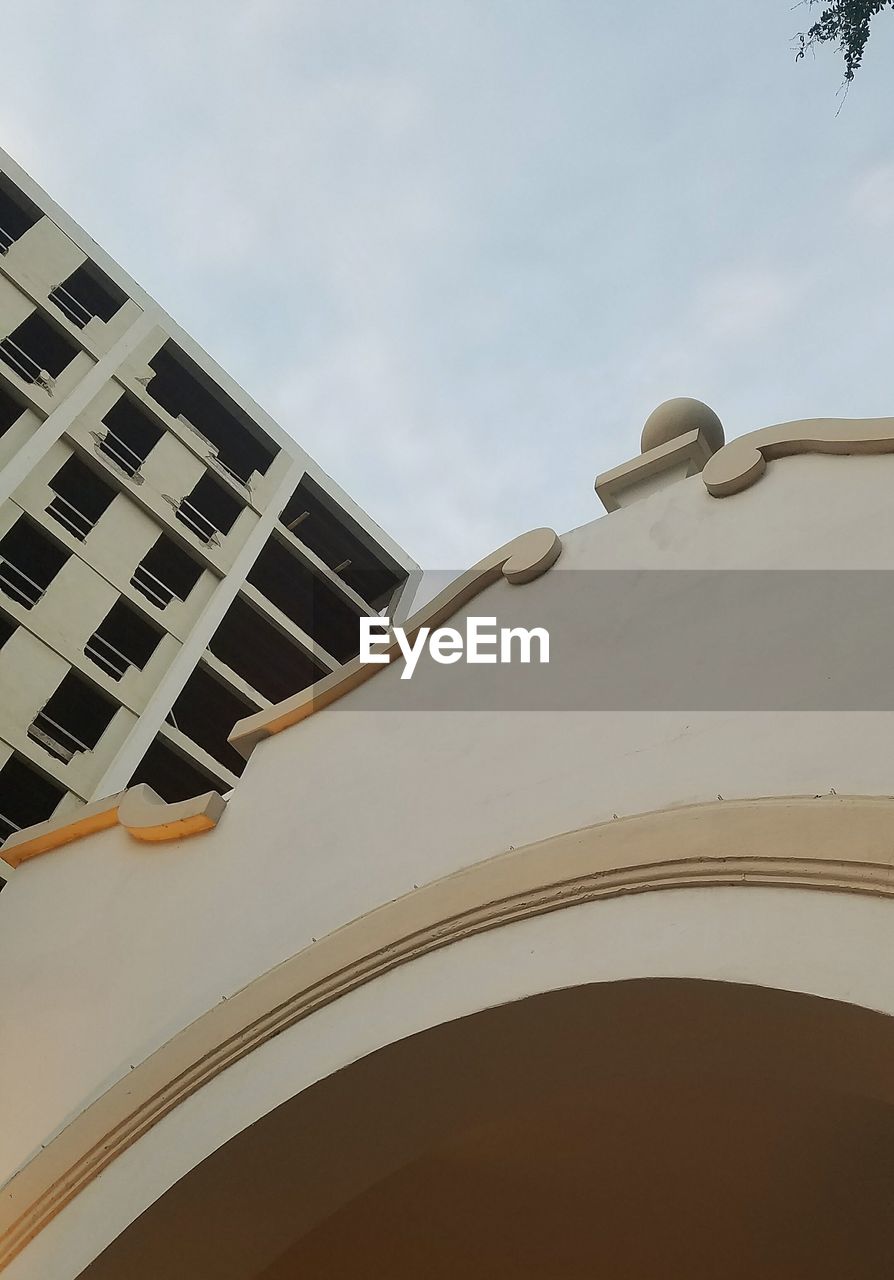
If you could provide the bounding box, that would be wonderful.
[3,450,894,1272]
[7,885,894,1280]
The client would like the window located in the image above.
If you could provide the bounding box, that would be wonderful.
[0,174,41,254]
[0,755,64,845]
[209,595,326,703]
[0,517,69,609]
[0,609,15,651]
[128,736,229,804]
[47,455,116,540]
[279,474,407,608]
[168,666,254,776]
[98,394,162,476]
[28,671,117,763]
[145,342,277,484]
[0,312,79,387]
[0,384,24,440]
[49,261,125,329]
[85,599,162,680]
[247,535,362,663]
[131,533,203,608]
[175,472,242,544]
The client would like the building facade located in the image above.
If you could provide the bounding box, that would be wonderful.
[0,150,416,857]
[2,403,894,1276]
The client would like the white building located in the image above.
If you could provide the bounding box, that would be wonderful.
[2,400,894,1277]
[0,150,416,854]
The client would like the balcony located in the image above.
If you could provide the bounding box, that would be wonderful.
[96,394,163,478]
[0,755,64,846]
[174,472,242,546]
[167,665,255,777]
[0,173,41,255]
[0,312,79,391]
[0,517,70,610]
[46,455,116,541]
[247,534,363,663]
[131,533,203,610]
[49,261,125,330]
[28,713,91,764]
[209,595,326,704]
[27,670,117,764]
[128,735,231,804]
[145,342,278,485]
[279,474,407,609]
[85,599,162,681]
[0,384,24,441]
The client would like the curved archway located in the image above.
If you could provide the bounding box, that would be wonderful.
[81,978,894,1280]
[8,797,894,1277]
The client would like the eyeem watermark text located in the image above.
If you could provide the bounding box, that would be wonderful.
[361,616,550,680]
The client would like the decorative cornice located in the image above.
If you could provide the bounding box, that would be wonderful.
[3,785,226,868]
[229,526,563,758]
[595,427,717,512]
[3,793,894,1269]
[702,417,894,497]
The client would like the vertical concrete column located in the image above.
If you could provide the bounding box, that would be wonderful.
[89,457,308,799]
[0,310,158,508]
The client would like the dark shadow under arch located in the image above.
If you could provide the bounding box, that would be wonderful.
[82,978,894,1280]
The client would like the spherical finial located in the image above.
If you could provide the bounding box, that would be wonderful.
[641,398,724,455]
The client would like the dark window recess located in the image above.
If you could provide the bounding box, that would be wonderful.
[0,754,64,845]
[0,312,79,386]
[85,600,162,681]
[176,472,242,543]
[47,456,116,541]
[247,536,362,663]
[0,609,15,650]
[128,736,229,804]
[146,342,277,484]
[28,671,117,763]
[279,475,406,609]
[49,261,126,329]
[0,384,24,438]
[98,394,162,476]
[131,534,203,609]
[209,596,326,703]
[168,666,253,776]
[0,174,41,254]
[0,516,69,609]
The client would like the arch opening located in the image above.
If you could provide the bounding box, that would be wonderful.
[81,978,894,1280]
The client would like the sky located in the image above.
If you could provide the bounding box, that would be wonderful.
[2,1,893,568]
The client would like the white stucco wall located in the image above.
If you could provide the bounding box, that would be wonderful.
[3,449,894,1275]
[9,887,894,1280]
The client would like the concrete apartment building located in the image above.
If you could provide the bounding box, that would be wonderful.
[0,149,415,852]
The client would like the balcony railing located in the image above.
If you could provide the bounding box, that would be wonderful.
[84,632,137,681]
[96,428,145,478]
[131,563,175,609]
[0,557,45,609]
[0,224,15,255]
[0,338,48,387]
[49,284,93,330]
[0,811,21,844]
[175,499,220,544]
[27,712,91,764]
[46,494,95,541]
[208,453,252,490]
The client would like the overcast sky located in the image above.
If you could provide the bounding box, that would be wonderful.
[2,1,893,566]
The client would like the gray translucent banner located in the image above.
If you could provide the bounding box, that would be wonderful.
[333,571,894,711]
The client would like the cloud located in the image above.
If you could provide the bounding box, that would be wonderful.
[850,164,894,230]
[2,0,893,568]
[691,266,799,343]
